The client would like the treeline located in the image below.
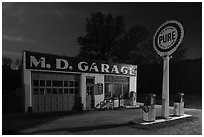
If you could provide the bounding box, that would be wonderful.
[2,56,22,93]
[137,58,202,101]
[3,69,22,93]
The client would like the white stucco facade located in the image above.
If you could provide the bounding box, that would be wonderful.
[23,51,137,112]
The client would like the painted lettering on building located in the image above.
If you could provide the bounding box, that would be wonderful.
[25,51,137,76]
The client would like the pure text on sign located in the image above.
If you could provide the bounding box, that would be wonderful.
[153,20,184,57]
[158,27,177,49]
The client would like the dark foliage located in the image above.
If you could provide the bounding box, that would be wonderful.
[2,57,22,92]
[77,12,187,65]
[77,12,125,61]
[137,58,202,102]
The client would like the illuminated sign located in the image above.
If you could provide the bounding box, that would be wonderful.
[24,51,137,76]
[153,20,184,57]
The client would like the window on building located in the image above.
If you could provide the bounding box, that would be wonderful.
[105,83,112,98]
[75,88,79,94]
[69,81,74,87]
[75,81,79,87]
[40,80,45,86]
[46,88,52,94]
[53,81,63,87]
[40,88,45,95]
[64,88,69,94]
[104,75,129,99]
[53,88,58,94]
[58,88,63,94]
[46,80,51,87]
[69,88,74,94]
[33,80,39,87]
[33,88,39,95]
[113,83,122,97]
[64,81,68,87]
[123,84,129,99]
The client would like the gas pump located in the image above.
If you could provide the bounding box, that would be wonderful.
[173,92,184,116]
[130,91,136,106]
[141,93,156,122]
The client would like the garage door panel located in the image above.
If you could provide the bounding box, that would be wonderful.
[52,104,57,112]
[57,104,63,111]
[32,72,39,80]
[32,72,80,113]
[32,105,39,112]
[39,96,46,104]
[57,74,63,80]
[39,105,46,112]
[63,104,69,111]
[45,73,52,80]
[69,95,75,104]
[63,96,69,103]
[52,96,58,104]
[51,74,57,80]
[32,96,39,104]
[39,73,45,79]
[46,96,52,104]
[69,103,75,110]
[57,96,63,103]
[46,104,52,112]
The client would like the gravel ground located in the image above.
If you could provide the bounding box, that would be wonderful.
[2,105,202,135]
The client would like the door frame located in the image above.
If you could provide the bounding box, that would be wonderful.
[86,76,95,109]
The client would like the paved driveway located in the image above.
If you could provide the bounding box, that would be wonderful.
[3,105,202,135]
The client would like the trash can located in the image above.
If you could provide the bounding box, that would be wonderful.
[130,91,136,106]
[141,93,156,122]
[173,92,184,116]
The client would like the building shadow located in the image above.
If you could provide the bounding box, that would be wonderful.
[28,122,133,134]
[2,110,85,135]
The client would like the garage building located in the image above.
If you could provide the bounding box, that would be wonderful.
[23,51,137,113]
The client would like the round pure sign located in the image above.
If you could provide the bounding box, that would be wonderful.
[153,20,184,57]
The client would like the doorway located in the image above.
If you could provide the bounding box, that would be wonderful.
[86,77,95,110]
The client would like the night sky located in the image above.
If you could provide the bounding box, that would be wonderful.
[2,2,202,61]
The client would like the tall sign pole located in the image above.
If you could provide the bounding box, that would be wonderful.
[162,55,170,119]
[153,20,184,119]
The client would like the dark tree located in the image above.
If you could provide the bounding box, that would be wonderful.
[2,57,22,92]
[113,25,160,64]
[2,57,12,70]
[13,58,22,70]
[77,12,187,64]
[77,12,125,61]
[2,57,13,91]
[170,44,188,62]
